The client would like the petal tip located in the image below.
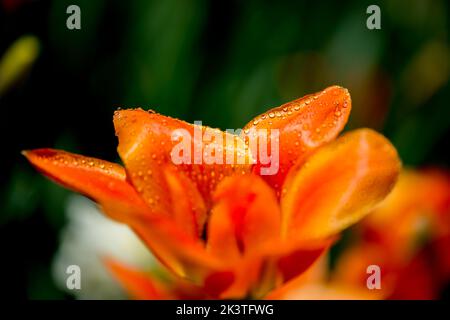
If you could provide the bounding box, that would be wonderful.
[22,148,57,166]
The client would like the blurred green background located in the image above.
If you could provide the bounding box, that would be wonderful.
[0,0,448,299]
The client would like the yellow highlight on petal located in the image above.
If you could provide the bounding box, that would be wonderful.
[0,35,40,96]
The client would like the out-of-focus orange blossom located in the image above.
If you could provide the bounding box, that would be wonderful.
[332,169,450,299]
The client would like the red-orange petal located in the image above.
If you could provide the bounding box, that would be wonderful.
[241,85,351,195]
[163,165,207,238]
[203,271,235,297]
[114,109,252,212]
[129,213,221,280]
[104,258,170,299]
[281,128,401,242]
[277,247,327,283]
[22,148,150,222]
[23,148,218,280]
[207,174,281,261]
[256,236,334,294]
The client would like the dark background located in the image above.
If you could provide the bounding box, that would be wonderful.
[0,0,449,299]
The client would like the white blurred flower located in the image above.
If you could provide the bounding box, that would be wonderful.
[52,195,155,299]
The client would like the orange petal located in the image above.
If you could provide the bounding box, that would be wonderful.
[114,109,252,211]
[203,271,235,297]
[22,148,150,222]
[241,86,351,195]
[23,148,218,280]
[163,166,207,238]
[104,258,170,299]
[202,258,265,299]
[129,213,221,280]
[281,128,401,241]
[207,174,281,260]
[277,246,327,283]
[256,237,334,294]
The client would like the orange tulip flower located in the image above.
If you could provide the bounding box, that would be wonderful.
[23,86,400,299]
[332,169,450,299]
